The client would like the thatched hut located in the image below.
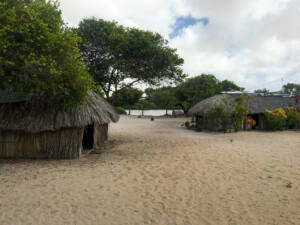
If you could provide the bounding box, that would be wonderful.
[0,90,119,159]
[188,93,300,130]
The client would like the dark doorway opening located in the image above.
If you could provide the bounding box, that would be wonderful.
[251,114,259,129]
[82,123,94,150]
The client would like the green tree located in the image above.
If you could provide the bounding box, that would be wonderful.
[175,74,220,113]
[254,88,270,94]
[174,74,243,114]
[233,97,249,131]
[144,88,156,102]
[76,18,185,99]
[282,83,300,95]
[110,88,143,108]
[134,99,156,110]
[0,0,92,108]
[220,80,244,92]
[151,87,177,114]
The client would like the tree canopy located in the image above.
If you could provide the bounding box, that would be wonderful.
[220,80,244,92]
[282,83,300,95]
[0,0,92,108]
[141,74,244,114]
[134,99,156,110]
[174,74,244,113]
[110,88,143,108]
[254,88,270,94]
[76,18,185,99]
[150,87,177,109]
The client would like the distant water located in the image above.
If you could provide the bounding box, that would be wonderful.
[125,109,184,116]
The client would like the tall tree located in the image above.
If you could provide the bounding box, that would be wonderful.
[220,80,244,92]
[175,74,220,113]
[134,99,156,111]
[0,0,92,108]
[151,87,177,114]
[282,83,300,95]
[254,88,270,94]
[174,74,243,114]
[110,88,143,108]
[76,18,185,99]
[144,88,156,102]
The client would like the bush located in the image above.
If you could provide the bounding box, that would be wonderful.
[286,107,300,128]
[0,0,92,109]
[195,122,203,132]
[115,106,127,115]
[233,97,249,131]
[184,121,191,129]
[207,104,233,131]
[265,113,286,130]
[183,120,203,132]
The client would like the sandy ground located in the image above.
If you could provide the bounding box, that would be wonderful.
[1,116,300,225]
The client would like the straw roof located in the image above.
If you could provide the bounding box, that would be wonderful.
[0,89,32,103]
[188,94,300,116]
[0,90,119,133]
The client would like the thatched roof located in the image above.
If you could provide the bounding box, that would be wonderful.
[188,94,300,116]
[0,89,32,103]
[0,91,119,133]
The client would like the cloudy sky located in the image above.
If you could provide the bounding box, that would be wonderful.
[59,0,300,91]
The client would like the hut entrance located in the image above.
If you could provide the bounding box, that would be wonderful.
[251,114,259,129]
[82,123,94,150]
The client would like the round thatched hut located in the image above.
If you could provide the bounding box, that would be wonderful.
[188,93,300,130]
[0,90,119,159]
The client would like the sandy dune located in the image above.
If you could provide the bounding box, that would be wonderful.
[1,115,300,225]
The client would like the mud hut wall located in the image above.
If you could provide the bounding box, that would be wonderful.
[93,123,108,150]
[0,128,83,159]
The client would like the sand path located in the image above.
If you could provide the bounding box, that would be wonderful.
[1,116,300,225]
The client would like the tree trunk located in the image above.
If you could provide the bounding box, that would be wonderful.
[103,89,110,100]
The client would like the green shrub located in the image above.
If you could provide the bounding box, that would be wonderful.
[233,97,248,131]
[195,122,203,132]
[286,109,300,129]
[184,121,191,129]
[115,106,127,115]
[265,113,286,130]
[0,0,92,109]
[207,104,233,131]
[184,120,202,132]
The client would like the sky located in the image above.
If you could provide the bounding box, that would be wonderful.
[59,0,300,91]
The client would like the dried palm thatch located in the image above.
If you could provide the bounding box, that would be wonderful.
[0,89,32,103]
[0,90,119,133]
[0,90,119,159]
[188,94,300,116]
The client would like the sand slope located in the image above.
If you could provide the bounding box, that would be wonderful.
[1,116,300,225]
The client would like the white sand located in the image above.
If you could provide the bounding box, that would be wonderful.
[1,115,300,225]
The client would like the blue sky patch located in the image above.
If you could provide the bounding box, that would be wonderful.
[169,15,209,39]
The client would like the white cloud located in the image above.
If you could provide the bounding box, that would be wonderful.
[58,0,300,91]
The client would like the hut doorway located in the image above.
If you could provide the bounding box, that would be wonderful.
[251,114,259,129]
[82,123,94,150]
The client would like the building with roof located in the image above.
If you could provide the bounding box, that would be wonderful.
[0,90,119,158]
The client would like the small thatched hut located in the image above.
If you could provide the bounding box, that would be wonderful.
[188,93,300,129]
[0,90,119,159]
